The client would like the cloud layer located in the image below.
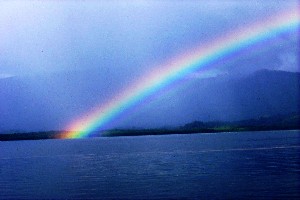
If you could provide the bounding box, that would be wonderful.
[0,1,298,77]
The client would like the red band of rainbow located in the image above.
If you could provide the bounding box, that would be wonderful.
[60,8,299,139]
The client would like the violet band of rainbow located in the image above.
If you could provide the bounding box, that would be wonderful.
[61,8,299,139]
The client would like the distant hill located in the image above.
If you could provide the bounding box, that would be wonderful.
[182,112,300,131]
[0,69,299,132]
[1,113,299,141]
[124,69,299,127]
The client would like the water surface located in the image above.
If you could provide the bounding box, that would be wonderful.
[1,130,299,199]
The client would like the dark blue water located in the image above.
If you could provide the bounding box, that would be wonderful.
[1,130,299,199]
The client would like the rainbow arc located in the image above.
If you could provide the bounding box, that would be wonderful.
[60,8,299,139]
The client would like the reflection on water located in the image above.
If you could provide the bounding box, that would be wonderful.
[1,131,300,199]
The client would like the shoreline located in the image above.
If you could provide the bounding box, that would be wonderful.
[1,127,299,141]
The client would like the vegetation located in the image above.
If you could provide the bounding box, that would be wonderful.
[102,113,299,137]
[0,131,58,141]
[0,113,299,141]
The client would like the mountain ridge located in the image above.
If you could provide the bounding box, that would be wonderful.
[0,69,299,132]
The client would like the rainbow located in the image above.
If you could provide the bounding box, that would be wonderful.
[60,8,299,139]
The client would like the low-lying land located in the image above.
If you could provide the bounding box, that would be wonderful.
[1,113,299,141]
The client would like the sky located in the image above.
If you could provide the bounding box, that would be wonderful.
[0,0,299,132]
[0,0,298,77]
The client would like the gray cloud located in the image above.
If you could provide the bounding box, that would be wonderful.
[0,1,299,132]
[278,52,299,72]
[0,0,298,77]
